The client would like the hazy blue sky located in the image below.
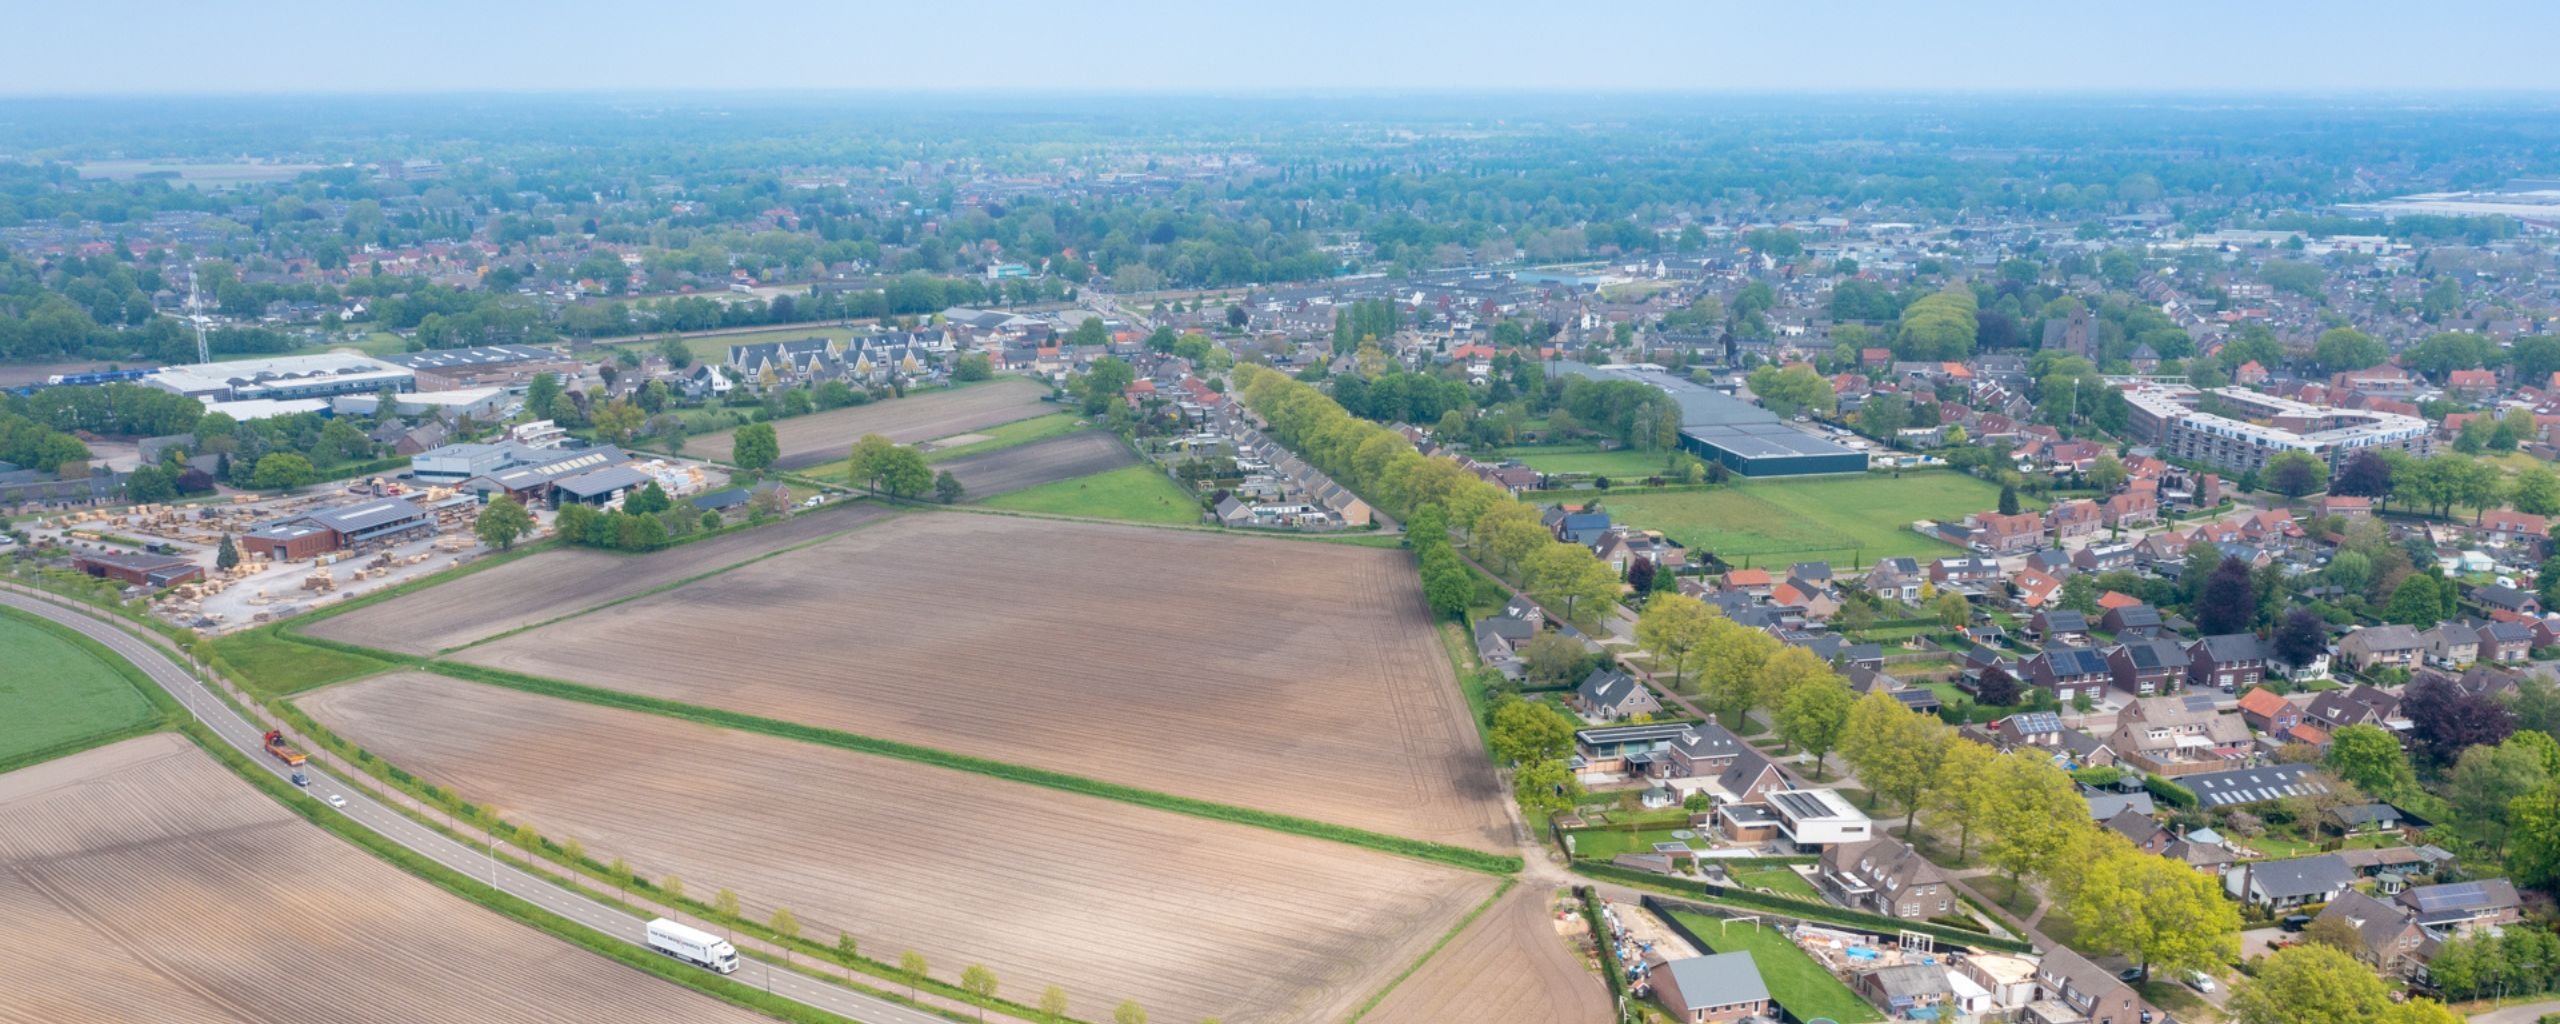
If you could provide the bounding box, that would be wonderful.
[8,0,2560,96]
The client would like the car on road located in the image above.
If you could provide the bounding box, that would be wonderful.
[2117,966,2144,982]
[326,794,347,809]
[2185,971,2216,993]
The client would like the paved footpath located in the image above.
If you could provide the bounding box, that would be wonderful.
[1,585,953,1024]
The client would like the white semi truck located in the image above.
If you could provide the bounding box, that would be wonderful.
[645,917,739,974]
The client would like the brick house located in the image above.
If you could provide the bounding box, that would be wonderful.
[1817,838,1953,919]
[2107,638,2192,697]
[2187,633,2274,692]
[2024,646,2114,705]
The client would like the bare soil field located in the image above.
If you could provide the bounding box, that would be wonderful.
[691,378,1051,469]
[1362,884,1613,1024]
[0,734,774,1024]
[305,501,893,655]
[303,674,1498,1024]
[455,513,1511,852]
[940,430,1135,499]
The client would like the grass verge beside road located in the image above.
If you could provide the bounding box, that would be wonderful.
[979,464,1199,525]
[420,661,1521,875]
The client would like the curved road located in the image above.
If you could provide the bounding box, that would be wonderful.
[1,588,938,1024]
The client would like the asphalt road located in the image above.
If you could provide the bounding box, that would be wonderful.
[1,588,940,1024]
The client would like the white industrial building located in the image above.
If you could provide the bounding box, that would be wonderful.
[146,354,414,402]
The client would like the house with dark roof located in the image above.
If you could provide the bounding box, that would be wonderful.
[1473,615,1536,679]
[2183,762,2331,808]
[2476,620,2535,664]
[2099,603,2163,638]
[2107,639,2192,697]
[1853,962,1956,1019]
[1866,557,1924,603]
[1817,837,1954,919]
[2471,582,2543,617]
[2187,633,2274,692]
[2226,853,2354,909]
[2023,646,2113,705]
[2315,891,2434,980]
[1660,719,1751,778]
[2339,625,2426,673]
[1573,669,1662,721]
[2026,947,2142,1024]
[2026,609,2090,646]
[2304,687,2394,733]
[1705,745,1795,807]
[2396,879,2521,935]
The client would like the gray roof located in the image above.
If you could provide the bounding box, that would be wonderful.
[551,464,653,498]
[2116,638,2192,673]
[2193,633,2272,662]
[302,498,430,534]
[1659,951,1769,1012]
[1577,669,1651,710]
[2246,853,2354,899]
[2184,763,2329,807]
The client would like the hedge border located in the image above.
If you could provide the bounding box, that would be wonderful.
[424,662,1522,875]
[1572,862,2033,953]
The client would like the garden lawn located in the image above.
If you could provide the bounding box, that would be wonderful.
[1512,447,1688,480]
[1602,472,2029,567]
[0,609,158,767]
[1728,865,1822,901]
[212,627,400,696]
[1563,828,1703,860]
[979,464,1200,525]
[1667,910,1883,1024]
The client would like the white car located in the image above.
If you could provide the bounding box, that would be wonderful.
[2185,971,2216,993]
[326,794,347,809]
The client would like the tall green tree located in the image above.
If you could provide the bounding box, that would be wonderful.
[2229,944,2461,1024]
[730,422,779,472]
[474,495,534,550]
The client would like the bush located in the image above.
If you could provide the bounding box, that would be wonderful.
[2145,774,2198,809]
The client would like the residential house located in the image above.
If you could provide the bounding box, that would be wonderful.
[1651,952,1771,1024]
[2102,491,2159,529]
[2012,568,2065,610]
[1817,838,1954,919]
[2396,879,2522,935]
[2102,806,2172,855]
[2025,947,2143,1024]
[1659,719,1753,779]
[1473,615,1536,679]
[2236,687,2306,736]
[2026,609,2091,646]
[2476,511,2552,560]
[2181,762,2334,808]
[2477,620,2535,664]
[2314,891,2434,980]
[2100,603,2164,638]
[1723,568,1775,599]
[2420,623,2481,669]
[1866,557,1924,604]
[1707,745,1796,806]
[2047,499,2104,542]
[2226,853,2354,909]
[1972,511,2047,555]
[2107,694,2250,772]
[2023,647,2113,705]
[2072,542,2137,574]
[1929,557,2002,591]
[2304,686,2399,733]
[1853,963,1956,1020]
[1771,577,1843,624]
[1574,669,1662,721]
[2188,634,2275,692]
[1987,710,2068,753]
[2107,639,2193,697]
[2471,582,2544,618]
[2338,625,2425,673]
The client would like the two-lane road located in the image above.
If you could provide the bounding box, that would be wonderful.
[1,588,943,1024]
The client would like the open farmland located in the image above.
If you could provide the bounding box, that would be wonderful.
[0,608,158,767]
[1600,471,2025,567]
[937,429,1136,499]
[690,377,1051,469]
[303,674,1499,1024]
[0,734,776,1024]
[454,512,1512,852]
[1362,885,1611,1024]
[304,501,892,656]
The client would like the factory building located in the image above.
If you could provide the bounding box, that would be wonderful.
[1551,361,1867,477]
[146,354,414,402]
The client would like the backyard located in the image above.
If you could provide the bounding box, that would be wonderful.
[980,464,1202,525]
[1600,472,2028,568]
[0,608,162,768]
[1666,910,1883,1024]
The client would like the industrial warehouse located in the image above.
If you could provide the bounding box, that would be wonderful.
[1551,362,1869,477]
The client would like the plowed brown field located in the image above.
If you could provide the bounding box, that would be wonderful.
[304,501,894,655]
[0,734,775,1024]
[691,378,1050,469]
[938,429,1135,498]
[302,674,1498,1024]
[453,513,1511,852]
[1362,884,1613,1024]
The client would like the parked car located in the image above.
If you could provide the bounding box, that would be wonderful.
[2185,971,2216,993]
[2281,914,2313,932]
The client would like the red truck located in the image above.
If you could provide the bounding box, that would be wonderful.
[262,730,306,767]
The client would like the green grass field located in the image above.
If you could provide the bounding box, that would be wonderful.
[1668,910,1884,1024]
[1512,447,1689,480]
[1602,472,2025,567]
[1564,827,1704,860]
[980,464,1200,525]
[0,609,160,768]
[1729,865,1823,900]
[210,627,399,695]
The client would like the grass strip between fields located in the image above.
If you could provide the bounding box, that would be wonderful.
[1340,878,1516,1024]
[421,661,1523,875]
[0,604,186,774]
[173,723,871,1024]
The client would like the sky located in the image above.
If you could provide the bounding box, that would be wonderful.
[8,0,2560,96]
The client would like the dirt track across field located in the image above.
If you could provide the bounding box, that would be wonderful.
[453,513,1511,852]
[303,674,1498,1024]
[690,378,1051,469]
[940,429,1136,499]
[0,734,774,1024]
[1362,884,1613,1024]
[304,501,894,655]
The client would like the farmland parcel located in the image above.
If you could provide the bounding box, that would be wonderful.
[0,734,776,1024]
[690,377,1051,469]
[1361,884,1612,1024]
[0,607,158,766]
[304,500,894,656]
[303,673,1499,1024]
[450,513,1512,852]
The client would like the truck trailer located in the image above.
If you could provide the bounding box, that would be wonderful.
[261,730,306,767]
[645,918,738,974]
